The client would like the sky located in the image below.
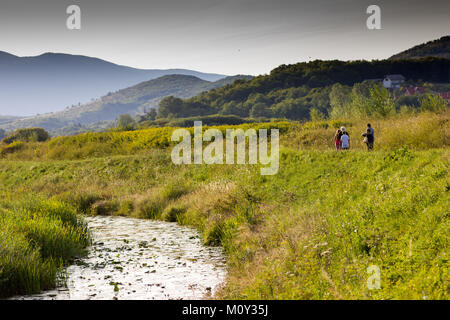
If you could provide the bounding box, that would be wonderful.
[0,0,449,75]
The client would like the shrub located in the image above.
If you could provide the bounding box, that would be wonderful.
[0,141,24,156]
[116,114,136,131]
[134,196,165,219]
[117,199,135,216]
[160,182,190,201]
[90,200,119,216]
[162,204,187,222]
[2,128,49,144]
[60,192,102,214]
[420,94,448,112]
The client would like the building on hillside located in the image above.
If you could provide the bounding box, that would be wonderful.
[404,86,425,96]
[440,92,450,104]
[383,74,405,89]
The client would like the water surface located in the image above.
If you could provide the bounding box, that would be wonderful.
[14,216,226,300]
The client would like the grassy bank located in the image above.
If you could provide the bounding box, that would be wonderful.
[0,196,89,297]
[0,111,448,299]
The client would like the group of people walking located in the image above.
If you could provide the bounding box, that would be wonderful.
[334,123,374,151]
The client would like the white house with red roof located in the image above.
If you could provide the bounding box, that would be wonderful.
[383,74,405,89]
[404,86,425,96]
[440,92,450,103]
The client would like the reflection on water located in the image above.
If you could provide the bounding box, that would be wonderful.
[13,216,226,300]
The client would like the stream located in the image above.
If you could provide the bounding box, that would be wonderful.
[13,216,227,300]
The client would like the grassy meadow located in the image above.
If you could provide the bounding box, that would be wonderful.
[0,110,448,299]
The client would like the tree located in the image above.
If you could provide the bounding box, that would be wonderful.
[329,83,352,119]
[349,82,372,117]
[347,83,395,118]
[182,101,215,117]
[244,93,272,111]
[310,108,325,121]
[157,96,184,118]
[0,129,5,141]
[146,109,157,120]
[395,95,423,110]
[420,94,448,112]
[117,114,135,130]
[220,101,247,117]
[272,98,310,120]
[368,85,395,118]
[2,127,50,144]
[249,102,273,118]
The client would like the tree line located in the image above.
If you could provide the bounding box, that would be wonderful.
[140,58,449,124]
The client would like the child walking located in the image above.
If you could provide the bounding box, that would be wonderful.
[340,131,350,150]
[334,129,342,151]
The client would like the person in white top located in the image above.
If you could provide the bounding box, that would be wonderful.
[340,131,350,149]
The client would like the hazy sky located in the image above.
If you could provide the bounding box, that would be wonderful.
[0,0,449,75]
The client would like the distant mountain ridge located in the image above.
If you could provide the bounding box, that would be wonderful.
[389,35,450,60]
[0,74,253,135]
[0,51,226,116]
[0,115,22,125]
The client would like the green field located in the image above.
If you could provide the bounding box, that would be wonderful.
[0,111,448,299]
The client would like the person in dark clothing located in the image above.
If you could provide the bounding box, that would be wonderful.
[362,128,374,150]
[367,123,375,147]
[367,123,374,137]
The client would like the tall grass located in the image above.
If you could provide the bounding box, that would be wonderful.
[1,112,447,161]
[0,122,292,161]
[0,196,89,297]
[283,110,449,150]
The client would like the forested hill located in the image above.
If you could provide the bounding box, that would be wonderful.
[390,36,450,60]
[194,58,450,102]
[151,58,449,122]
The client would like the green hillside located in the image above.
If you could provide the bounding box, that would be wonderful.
[390,36,450,60]
[148,58,450,122]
